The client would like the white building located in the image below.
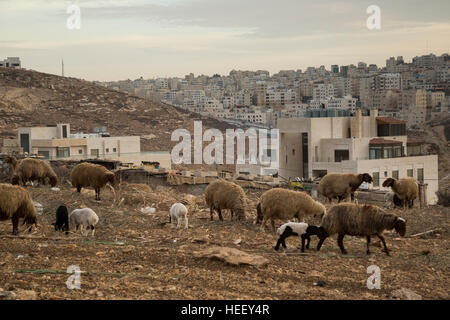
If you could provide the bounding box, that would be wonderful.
[0,57,21,68]
[277,110,438,204]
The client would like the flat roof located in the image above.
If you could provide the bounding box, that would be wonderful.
[376,117,407,125]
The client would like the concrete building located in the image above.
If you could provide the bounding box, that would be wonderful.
[277,110,438,204]
[0,57,21,68]
[2,124,171,168]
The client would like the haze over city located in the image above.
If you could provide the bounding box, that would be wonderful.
[1,0,449,81]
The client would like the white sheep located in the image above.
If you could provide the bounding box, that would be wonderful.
[169,203,188,229]
[69,208,99,236]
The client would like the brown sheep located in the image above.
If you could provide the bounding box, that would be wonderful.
[382,178,419,209]
[258,188,326,232]
[70,162,116,200]
[318,173,373,203]
[204,180,247,221]
[0,183,38,235]
[317,203,406,255]
[4,156,58,187]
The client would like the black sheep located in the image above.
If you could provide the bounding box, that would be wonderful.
[53,205,69,235]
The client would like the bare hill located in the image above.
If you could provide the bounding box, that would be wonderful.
[0,67,233,152]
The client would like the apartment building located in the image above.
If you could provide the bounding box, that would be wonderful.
[2,124,171,168]
[277,110,438,204]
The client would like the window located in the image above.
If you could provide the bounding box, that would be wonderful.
[106,148,109,153]
[334,150,349,162]
[292,149,295,156]
[113,148,117,153]
[78,149,83,154]
[392,170,399,179]
[373,172,380,187]
[384,171,388,177]
[56,147,70,158]
[62,125,67,138]
[91,149,99,158]
[417,168,424,183]
[407,169,414,177]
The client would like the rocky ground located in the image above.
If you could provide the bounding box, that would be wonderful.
[0,185,448,300]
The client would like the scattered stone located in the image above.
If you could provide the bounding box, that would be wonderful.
[314,280,326,287]
[195,246,269,267]
[391,288,422,300]
[0,291,16,300]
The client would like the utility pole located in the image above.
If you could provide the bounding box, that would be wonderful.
[62,59,65,77]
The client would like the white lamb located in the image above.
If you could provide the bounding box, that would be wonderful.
[69,208,99,236]
[169,203,188,229]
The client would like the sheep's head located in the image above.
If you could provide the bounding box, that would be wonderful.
[23,215,38,232]
[307,225,328,239]
[313,201,326,219]
[382,178,396,188]
[49,175,58,187]
[361,173,373,183]
[11,175,20,185]
[105,172,117,187]
[394,217,406,237]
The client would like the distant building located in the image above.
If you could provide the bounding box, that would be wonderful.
[2,124,171,168]
[0,57,21,68]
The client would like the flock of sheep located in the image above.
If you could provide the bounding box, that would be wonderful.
[0,156,420,257]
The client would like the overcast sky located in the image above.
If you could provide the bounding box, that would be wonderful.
[0,0,449,81]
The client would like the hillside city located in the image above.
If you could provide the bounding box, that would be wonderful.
[99,53,449,129]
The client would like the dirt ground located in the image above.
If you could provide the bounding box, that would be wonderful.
[0,185,449,300]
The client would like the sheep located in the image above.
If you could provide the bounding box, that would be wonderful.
[0,183,38,235]
[4,156,58,187]
[69,208,99,236]
[382,177,419,209]
[52,205,69,235]
[169,203,188,229]
[318,173,373,203]
[384,191,404,209]
[275,222,325,252]
[258,188,326,232]
[316,203,406,256]
[70,162,116,200]
[204,180,247,221]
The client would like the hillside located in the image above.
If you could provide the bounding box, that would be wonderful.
[0,67,233,152]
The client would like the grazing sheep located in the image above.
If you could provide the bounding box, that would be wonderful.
[53,205,69,235]
[384,191,404,209]
[70,162,116,200]
[258,188,326,232]
[69,208,99,236]
[169,203,189,229]
[204,180,247,221]
[317,203,406,256]
[0,183,38,235]
[275,222,325,252]
[318,173,373,203]
[4,156,58,187]
[382,178,419,209]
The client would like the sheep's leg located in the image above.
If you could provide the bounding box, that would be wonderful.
[351,193,355,203]
[184,216,188,229]
[96,188,101,201]
[366,236,371,255]
[177,217,181,229]
[210,205,214,221]
[377,234,390,256]
[337,234,347,254]
[275,228,293,251]
[260,216,268,231]
[271,219,276,233]
[218,208,223,221]
[77,186,81,193]
[305,235,311,249]
[316,236,327,251]
[11,216,19,235]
